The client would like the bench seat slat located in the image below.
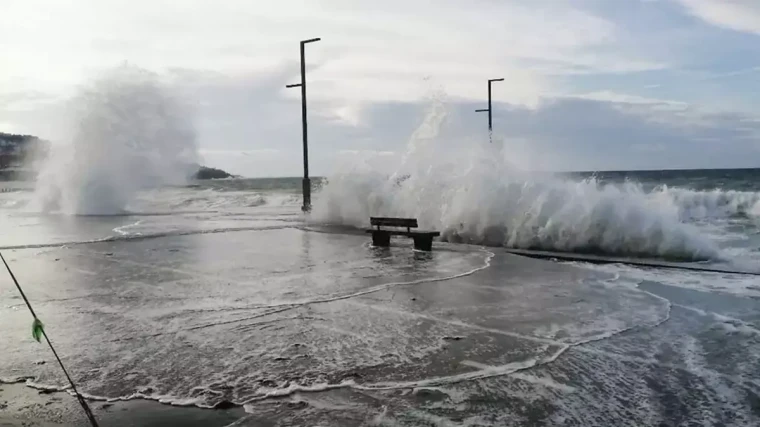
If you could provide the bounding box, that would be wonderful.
[365,229,440,237]
[370,217,418,228]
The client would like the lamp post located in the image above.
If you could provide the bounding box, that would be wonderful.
[475,78,504,143]
[286,37,321,212]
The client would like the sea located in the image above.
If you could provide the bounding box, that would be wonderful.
[1,167,759,426]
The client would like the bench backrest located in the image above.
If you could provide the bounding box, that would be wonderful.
[370,217,418,229]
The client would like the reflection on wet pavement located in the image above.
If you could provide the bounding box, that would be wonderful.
[1,227,758,426]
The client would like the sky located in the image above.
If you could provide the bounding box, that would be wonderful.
[1,0,760,176]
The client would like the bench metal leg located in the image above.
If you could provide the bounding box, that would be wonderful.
[413,236,433,251]
[372,230,391,247]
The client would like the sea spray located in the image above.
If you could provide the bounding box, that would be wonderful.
[311,98,721,261]
[33,65,198,215]
[648,186,760,220]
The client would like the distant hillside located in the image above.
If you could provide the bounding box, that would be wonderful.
[1,132,234,181]
[193,166,236,180]
[0,132,50,170]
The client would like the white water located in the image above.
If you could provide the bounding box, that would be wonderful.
[3,76,758,260]
[312,100,735,261]
[649,186,760,221]
[31,65,198,215]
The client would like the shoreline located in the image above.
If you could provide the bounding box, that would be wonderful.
[0,381,246,426]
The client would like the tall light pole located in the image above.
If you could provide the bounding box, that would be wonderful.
[475,78,504,143]
[286,37,321,213]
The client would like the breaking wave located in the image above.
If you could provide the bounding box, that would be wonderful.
[312,99,724,262]
[32,65,198,215]
[146,188,301,211]
[649,187,760,221]
[168,190,268,209]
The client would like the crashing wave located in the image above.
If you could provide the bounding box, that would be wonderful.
[32,65,198,215]
[311,99,723,262]
[312,171,720,261]
[649,187,760,220]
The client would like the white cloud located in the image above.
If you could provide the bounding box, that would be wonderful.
[1,0,658,107]
[569,91,688,108]
[676,0,760,34]
[701,66,760,80]
[2,0,759,175]
[488,96,760,170]
[4,65,759,176]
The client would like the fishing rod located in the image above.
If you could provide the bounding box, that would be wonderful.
[0,252,100,427]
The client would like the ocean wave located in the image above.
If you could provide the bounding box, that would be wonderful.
[152,189,302,211]
[168,191,269,209]
[312,171,720,261]
[649,186,760,221]
[310,99,721,262]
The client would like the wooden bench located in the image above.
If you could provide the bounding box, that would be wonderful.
[365,217,440,251]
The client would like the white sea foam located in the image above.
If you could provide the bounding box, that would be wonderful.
[164,189,268,209]
[311,99,721,261]
[128,187,301,214]
[577,262,760,298]
[648,186,760,220]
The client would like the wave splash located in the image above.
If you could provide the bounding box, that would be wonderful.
[312,99,723,261]
[650,187,760,221]
[32,65,198,215]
